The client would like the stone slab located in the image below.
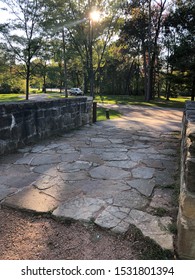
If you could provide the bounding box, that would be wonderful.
[150,188,175,211]
[126,179,155,197]
[31,145,46,153]
[95,205,130,230]
[70,179,131,199]
[109,139,124,144]
[14,154,35,165]
[113,189,148,209]
[111,220,131,234]
[127,152,147,162]
[60,152,80,162]
[101,152,128,161]
[2,186,58,213]
[89,166,130,180]
[42,183,82,202]
[91,138,110,146]
[30,154,61,166]
[154,170,175,187]
[106,160,137,169]
[59,171,89,181]
[32,175,64,190]
[32,165,59,177]
[0,185,18,201]
[58,161,92,172]
[52,197,106,222]
[141,159,165,169]
[132,167,155,179]
[79,154,104,165]
[129,209,173,251]
[0,172,39,189]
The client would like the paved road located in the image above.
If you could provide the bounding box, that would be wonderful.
[0,105,183,252]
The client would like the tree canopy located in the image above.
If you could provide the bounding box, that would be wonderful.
[0,0,194,100]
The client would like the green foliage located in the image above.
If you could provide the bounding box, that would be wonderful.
[0,82,25,94]
[0,0,194,100]
[0,63,26,94]
[0,83,11,93]
[97,107,121,121]
[1,0,46,99]
[119,0,168,100]
[154,207,168,217]
[166,0,195,99]
[168,223,177,235]
[41,0,123,95]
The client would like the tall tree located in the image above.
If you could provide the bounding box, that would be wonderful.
[166,0,195,100]
[42,0,122,96]
[120,0,168,101]
[0,0,44,100]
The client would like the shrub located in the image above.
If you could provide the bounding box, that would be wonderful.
[0,83,11,93]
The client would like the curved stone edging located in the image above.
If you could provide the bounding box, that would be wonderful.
[177,101,195,259]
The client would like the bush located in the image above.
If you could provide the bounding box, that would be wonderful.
[12,86,22,93]
[0,82,25,94]
[0,83,11,93]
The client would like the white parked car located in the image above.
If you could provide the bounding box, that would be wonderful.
[69,88,83,96]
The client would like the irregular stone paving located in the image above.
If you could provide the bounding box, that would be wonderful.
[0,105,183,252]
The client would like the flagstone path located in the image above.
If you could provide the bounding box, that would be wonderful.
[0,104,183,252]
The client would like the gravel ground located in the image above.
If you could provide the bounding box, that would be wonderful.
[0,207,175,260]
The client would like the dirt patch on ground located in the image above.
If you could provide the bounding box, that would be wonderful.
[0,207,175,260]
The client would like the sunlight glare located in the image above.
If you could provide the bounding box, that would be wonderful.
[90,10,100,22]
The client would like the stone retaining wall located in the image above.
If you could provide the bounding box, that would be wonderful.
[178,101,195,259]
[0,97,93,155]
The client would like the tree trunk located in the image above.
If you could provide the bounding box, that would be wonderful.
[62,29,68,98]
[166,66,173,101]
[142,41,148,101]
[83,64,88,95]
[146,0,152,102]
[26,62,30,100]
[89,19,94,97]
[191,76,195,101]
[42,62,47,93]
[150,63,154,99]
[147,0,167,101]
[42,70,47,93]
[165,40,170,100]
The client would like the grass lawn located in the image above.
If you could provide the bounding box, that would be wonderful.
[97,107,122,121]
[0,93,24,102]
[0,92,190,124]
[94,94,191,108]
[0,92,66,102]
[0,92,190,108]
